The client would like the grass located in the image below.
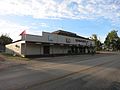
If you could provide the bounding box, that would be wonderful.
[0,52,30,61]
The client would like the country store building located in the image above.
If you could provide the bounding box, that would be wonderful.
[6,30,95,57]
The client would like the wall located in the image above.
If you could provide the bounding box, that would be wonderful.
[21,32,95,47]
[42,32,95,46]
[22,34,43,42]
[50,45,70,54]
[6,41,22,55]
[21,43,43,55]
[21,43,70,55]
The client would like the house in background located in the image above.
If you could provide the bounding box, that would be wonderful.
[5,30,95,57]
[0,43,5,52]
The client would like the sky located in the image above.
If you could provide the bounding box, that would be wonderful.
[0,0,120,42]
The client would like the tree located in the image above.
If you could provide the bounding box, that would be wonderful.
[116,38,120,50]
[90,34,102,51]
[0,34,13,45]
[104,30,120,51]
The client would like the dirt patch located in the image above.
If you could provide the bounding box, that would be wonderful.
[0,57,5,61]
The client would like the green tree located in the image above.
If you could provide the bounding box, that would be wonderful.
[0,34,13,45]
[116,38,120,50]
[90,34,102,51]
[104,30,119,51]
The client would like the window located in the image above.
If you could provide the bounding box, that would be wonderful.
[48,35,53,41]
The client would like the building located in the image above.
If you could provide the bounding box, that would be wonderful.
[0,44,5,52]
[6,30,95,57]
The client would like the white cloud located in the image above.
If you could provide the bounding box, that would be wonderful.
[0,0,32,16]
[28,29,42,36]
[31,22,48,27]
[0,19,47,41]
[39,23,48,27]
[0,19,29,41]
[0,0,120,22]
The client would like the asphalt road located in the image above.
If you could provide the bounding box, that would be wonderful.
[0,53,120,90]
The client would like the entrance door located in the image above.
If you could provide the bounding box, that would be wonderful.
[71,47,74,54]
[43,46,50,54]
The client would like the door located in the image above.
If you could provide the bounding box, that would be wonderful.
[43,46,50,54]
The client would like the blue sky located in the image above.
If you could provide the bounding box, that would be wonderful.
[0,0,120,42]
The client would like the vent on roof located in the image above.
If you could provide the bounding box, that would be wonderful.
[52,30,77,37]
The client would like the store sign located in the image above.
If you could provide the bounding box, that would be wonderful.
[75,39,86,43]
[66,38,71,43]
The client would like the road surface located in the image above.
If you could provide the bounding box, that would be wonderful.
[0,53,120,90]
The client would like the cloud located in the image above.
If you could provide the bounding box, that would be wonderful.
[28,29,42,36]
[0,19,29,41]
[0,19,48,41]
[31,22,48,27]
[0,0,120,22]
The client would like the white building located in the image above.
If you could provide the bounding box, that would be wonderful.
[6,30,95,57]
